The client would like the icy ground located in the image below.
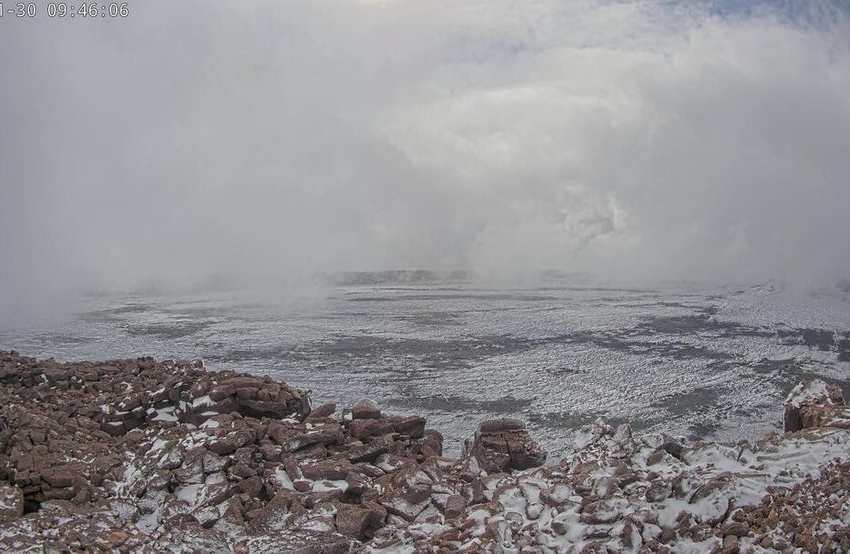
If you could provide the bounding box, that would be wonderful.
[2,275,849,457]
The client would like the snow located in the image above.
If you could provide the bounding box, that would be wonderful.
[151,407,178,422]
[274,467,295,490]
[176,484,202,505]
[420,422,850,552]
[191,395,213,408]
[785,379,830,408]
[206,472,226,485]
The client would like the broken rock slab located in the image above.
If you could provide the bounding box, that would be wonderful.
[470,418,547,474]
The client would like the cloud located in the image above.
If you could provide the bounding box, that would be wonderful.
[1,0,849,311]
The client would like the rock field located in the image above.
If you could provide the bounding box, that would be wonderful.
[1,350,849,553]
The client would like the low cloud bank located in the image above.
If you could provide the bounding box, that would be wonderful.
[1,0,849,313]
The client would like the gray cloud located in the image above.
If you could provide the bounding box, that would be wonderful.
[1,0,849,313]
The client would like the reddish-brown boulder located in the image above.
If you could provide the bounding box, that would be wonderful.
[784,379,849,432]
[306,402,337,420]
[350,399,381,420]
[301,459,353,481]
[470,418,546,473]
[208,429,255,456]
[444,494,467,519]
[345,436,393,464]
[335,502,386,539]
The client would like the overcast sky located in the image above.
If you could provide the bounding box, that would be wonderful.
[1,0,849,309]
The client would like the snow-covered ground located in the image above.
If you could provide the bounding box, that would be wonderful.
[1,275,849,457]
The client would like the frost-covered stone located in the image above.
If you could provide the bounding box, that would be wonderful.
[784,378,849,432]
[1,351,849,553]
[0,484,24,518]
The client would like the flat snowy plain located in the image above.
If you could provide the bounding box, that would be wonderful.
[3,274,849,457]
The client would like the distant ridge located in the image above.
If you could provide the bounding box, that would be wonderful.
[324,269,475,286]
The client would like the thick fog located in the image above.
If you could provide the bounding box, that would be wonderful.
[1,0,850,312]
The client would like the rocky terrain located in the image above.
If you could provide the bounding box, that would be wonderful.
[1,350,849,553]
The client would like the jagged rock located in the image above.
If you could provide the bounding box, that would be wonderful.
[345,436,393,463]
[784,379,849,432]
[470,418,547,473]
[335,502,386,539]
[236,476,263,496]
[208,429,255,456]
[202,450,230,474]
[419,429,444,458]
[306,402,336,420]
[301,459,353,481]
[347,416,426,439]
[444,494,467,519]
[267,421,344,452]
[237,398,299,420]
